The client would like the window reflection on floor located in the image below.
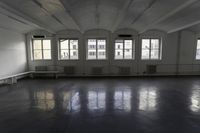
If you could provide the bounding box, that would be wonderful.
[114,88,131,112]
[139,88,157,111]
[33,90,55,111]
[190,89,200,112]
[88,89,106,111]
[63,90,81,113]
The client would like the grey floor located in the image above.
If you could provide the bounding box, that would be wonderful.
[0,77,200,133]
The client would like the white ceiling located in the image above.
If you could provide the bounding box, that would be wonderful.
[1,0,200,34]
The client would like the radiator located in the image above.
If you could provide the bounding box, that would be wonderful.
[91,67,103,75]
[64,66,75,75]
[118,67,131,75]
[35,66,47,71]
[146,65,157,74]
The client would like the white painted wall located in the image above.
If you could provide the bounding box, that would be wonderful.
[26,29,200,76]
[178,30,200,73]
[0,28,27,78]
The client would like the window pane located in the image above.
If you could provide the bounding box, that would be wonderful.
[43,50,51,59]
[196,40,200,60]
[98,50,106,59]
[97,40,106,59]
[142,50,150,59]
[115,50,123,59]
[88,39,97,59]
[70,40,78,50]
[142,39,150,59]
[70,50,79,60]
[196,49,200,60]
[34,50,42,60]
[43,40,51,49]
[151,50,159,59]
[88,39,96,49]
[115,42,123,49]
[60,40,69,49]
[151,39,159,50]
[142,39,150,49]
[88,50,96,59]
[98,40,106,50]
[197,40,200,49]
[61,50,69,59]
[124,49,132,59]
[33,40,42,50]
[124,40,132,49]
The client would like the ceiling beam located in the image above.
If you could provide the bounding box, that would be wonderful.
[131,0,157,24]
[0,1,55,33]
[139,0,199,33]
[58,0,82,32]
[95,0,100,25]
[111,0,135,32]
[0,11,29,25]
[168,20,200,33]
[32,0,65,26]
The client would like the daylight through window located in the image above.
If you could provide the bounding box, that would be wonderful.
[196,39,200,60]
[32,39,51,60]
[59,39,79,60]
[87,39,106,60]
[141,38,162,60]
[115,39,135,60]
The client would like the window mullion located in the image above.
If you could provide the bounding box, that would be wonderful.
[133,40,135,59]
[59,40,61,60]
[42,40,44,60]
[149,39,151,60]
[132,39,134,59]
[60,40,62,60]
[69,40,71,60]
[159,38,161,60]
[123,40,125,59]
[32,40,34,60]
[96,39,98,59]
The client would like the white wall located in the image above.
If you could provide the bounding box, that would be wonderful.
[26,29,200,76]
[0,28,27,78]
[178,30,200,73]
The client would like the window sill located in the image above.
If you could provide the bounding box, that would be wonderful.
[58,59,80,61]
[86,59,107,61]
[32,59,52,61]
[141,59,162,61]
[114,59,135,60]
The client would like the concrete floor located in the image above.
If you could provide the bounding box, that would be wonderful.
[0,77,200,133]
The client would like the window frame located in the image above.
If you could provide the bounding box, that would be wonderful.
[58,38,79,60]
[86,38,107,60]
[195,39,200,60]
[114,39,135,60]
[141,38,162,60]
[32,39,52,61]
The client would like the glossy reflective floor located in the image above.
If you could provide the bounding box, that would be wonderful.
[0,77,200,133]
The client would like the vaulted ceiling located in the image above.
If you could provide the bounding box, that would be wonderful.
[1,0,200,34]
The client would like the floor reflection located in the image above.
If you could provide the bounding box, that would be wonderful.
[3,79,200,133]
[32,90,55,111]
[190,89,200,112]
[28,85,159,113]
[114,88,131,112]
[63,90,81,113]
[139,87,157,111]
[88,89,106,111]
